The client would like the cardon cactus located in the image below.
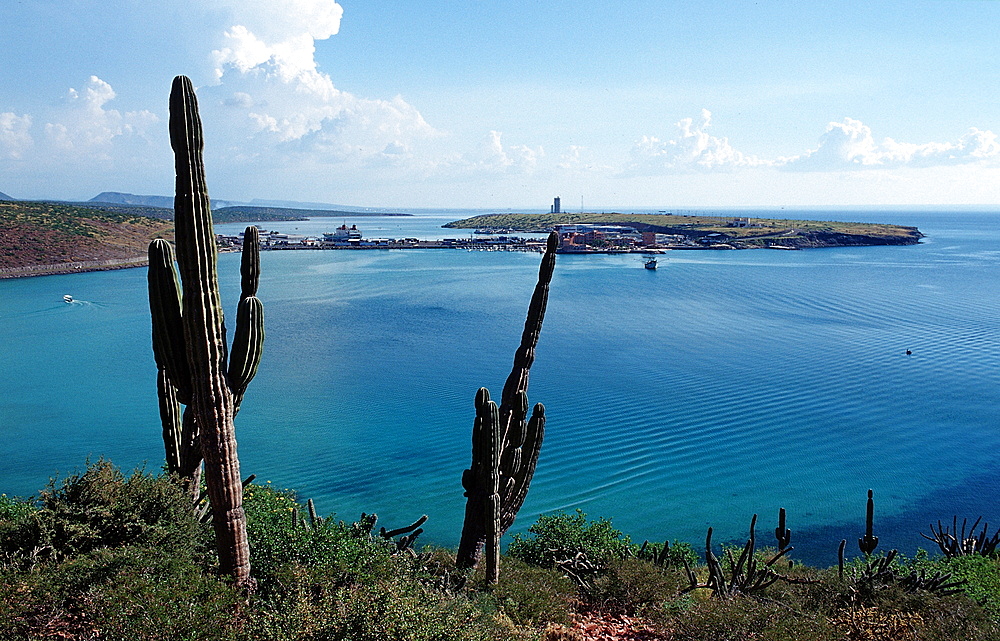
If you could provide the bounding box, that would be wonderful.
[457,233,557,578]
[146,75,262,585]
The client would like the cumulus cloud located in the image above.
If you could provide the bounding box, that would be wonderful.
[207,0,440,168]
[779,118,1000,170]
[0,112,33,159]
[625,109,770,176]
[465,130,544,174]
[43,76,158,154]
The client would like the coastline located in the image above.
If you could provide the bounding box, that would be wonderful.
[0,256,149,279]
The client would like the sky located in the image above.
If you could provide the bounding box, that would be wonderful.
[2,0,1000,209]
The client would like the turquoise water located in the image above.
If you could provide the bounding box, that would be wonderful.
[2,210,998,565]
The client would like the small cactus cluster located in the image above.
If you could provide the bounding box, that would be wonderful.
[348,511,428,553]
[682,514,805,599]
[921,516,1000,558]
[146,75,260,585]
[457,232,558,583]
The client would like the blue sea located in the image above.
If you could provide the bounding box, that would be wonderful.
[2,209,998,566]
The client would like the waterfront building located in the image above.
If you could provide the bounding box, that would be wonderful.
[554,223,643,250]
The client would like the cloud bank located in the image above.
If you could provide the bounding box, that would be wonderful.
[624,111,1000,177]
[779,118,1000,170]
[625,109,770,175]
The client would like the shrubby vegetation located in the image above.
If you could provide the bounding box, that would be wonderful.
[1,461,999,640]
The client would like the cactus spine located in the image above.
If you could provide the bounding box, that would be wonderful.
[457,232,557,578]
[147,75,263,585]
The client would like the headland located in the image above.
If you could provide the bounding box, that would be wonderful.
[443,212,923,251]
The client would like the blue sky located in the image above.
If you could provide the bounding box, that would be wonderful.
[2,0,1000,209]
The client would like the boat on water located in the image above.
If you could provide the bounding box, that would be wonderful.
[644,258,657,270]
[63,295,74,303]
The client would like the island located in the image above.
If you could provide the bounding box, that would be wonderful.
[443,212,923,251]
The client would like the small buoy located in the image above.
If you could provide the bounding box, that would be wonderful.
[905,349,912,355]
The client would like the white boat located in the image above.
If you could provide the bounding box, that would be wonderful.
[644,258,657,270]
[63,295,74,303]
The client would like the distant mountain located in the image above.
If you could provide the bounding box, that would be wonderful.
[90,191,246,210]
[248,198,392,213]
[0,191,13,200]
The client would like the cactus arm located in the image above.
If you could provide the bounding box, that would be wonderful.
[482,398,502,584]
[498,232,557,429]
[240,226,260,300]
[457,388,494,569]
[499,402,544,533]
[227,295,264,411]
[157,368,182,473]
[148,239,192,403]
[169,75,251,586]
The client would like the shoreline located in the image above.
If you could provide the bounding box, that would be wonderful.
[0,256,150,279]
[0,233,920,280]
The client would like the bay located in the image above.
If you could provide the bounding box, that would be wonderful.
[2,209,998,565]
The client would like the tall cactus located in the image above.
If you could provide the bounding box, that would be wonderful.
[457,232,557,576]
[859,488,879,556]
[146,75,263,585]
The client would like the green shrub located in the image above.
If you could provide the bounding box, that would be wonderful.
[507,510,634,568]
[940,554,1000,622]
[585,556,686,615]
[0,544,241,641]
[671,595,841,641]
[486,557,576,626]
[247,570,537,641]
[242,483,400,591]
[1,460,209,566]
[0,493,39,562]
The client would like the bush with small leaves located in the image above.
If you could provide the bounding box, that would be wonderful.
[474,556,576,627]
[507,510,634,569]
[586,556,687,615]
[1,461,209,566]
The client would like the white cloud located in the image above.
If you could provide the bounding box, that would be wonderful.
[779,118,1000,170]
[43,76,158,154]
[206,0,442,170]
[466,130,543,174]
[0,112,33,159]
[625,109,770,176]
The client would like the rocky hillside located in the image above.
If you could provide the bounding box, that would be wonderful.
[0,201,174,274]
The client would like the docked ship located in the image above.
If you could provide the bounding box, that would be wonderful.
[322,224,363,245]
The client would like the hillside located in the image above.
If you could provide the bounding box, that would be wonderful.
[89,193,408,220]
[0,201,174,276]
[444,212,923,248]
[90,191,245,210]
[214,205,407,221]
[0,191,13,201]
